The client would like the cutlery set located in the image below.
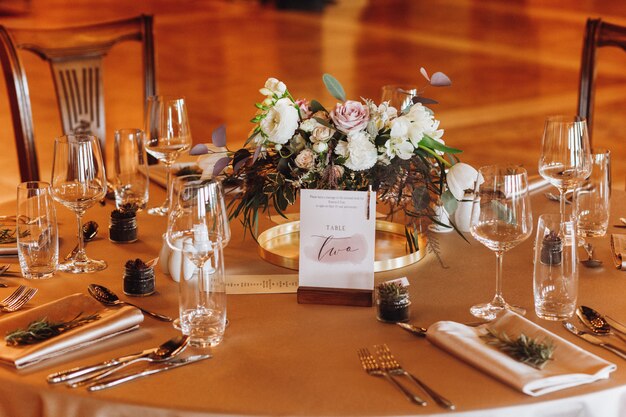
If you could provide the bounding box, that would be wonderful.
[47,335,211,391]
[357,344,455,410]
[563,306,626,360]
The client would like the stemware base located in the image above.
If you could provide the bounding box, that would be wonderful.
[147,205,168,216]
[470,301,526,321]
[58,258,107,274]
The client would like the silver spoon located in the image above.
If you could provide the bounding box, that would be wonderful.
[88,283,174,322]
[581,243,602,268]
[68,334,189,387]
[65,221,99,261]
[576,306,626,343]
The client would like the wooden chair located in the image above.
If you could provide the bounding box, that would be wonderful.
[0,14,156,182]
[578,17,626,145]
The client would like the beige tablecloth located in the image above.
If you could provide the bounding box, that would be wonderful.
[1,183,626,417]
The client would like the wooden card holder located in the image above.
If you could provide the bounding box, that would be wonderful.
[297,286,373,307]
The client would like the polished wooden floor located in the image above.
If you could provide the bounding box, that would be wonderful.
[0,0,625,203]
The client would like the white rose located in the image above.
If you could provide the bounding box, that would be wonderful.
[295,149,316,170]
[384,137,414,160]
[259,77,287,97]
[299,118,319,133]
[447,163,480,200]
[343,131,377,171]
[390,116,410,140]
[313,141,328,153]
[310,125,334,143]
[334,140,348,157]
[260,98,299,145]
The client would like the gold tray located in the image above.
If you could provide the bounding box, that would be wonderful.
[257,220,426,272]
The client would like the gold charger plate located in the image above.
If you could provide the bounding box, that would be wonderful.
[257,220,426,272]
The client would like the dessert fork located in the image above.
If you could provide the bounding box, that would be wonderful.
[357,347,426,406]
[0,285,37,312]
[375,344,455,410]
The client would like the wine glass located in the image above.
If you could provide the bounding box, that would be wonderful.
[381,85,417,113]
[469,165,533,320]
[145,96,192,216]
[51,134,107,273]
[539,116,592,222]
[167,177,230,341]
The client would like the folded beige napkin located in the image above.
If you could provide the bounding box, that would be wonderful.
[610,234,626,269]
[0,293,144,369]
[427,311,616,396]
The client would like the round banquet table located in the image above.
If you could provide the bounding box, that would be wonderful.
[1,182,626,417]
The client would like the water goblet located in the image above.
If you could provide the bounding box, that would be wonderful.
[469,165,533,320]
[539,116,592,222]
[145,96,192,216]
[51,134,107,273]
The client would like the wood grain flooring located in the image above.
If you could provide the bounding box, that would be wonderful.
[0,0,625,203]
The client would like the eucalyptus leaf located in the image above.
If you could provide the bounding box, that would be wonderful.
[322,73,346,102]
[412,96,439,105]
[212,156,232,177]
[212,125,227,147]
[310,100,326,113]
[441,189,458,215]
[189,143,209,156]
[430,71,452,87]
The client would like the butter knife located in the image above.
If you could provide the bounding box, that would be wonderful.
[87,354,211,392]
[563,321,626,360]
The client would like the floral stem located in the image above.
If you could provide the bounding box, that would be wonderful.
[419,145,452,167]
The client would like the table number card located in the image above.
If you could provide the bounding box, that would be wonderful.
[297,189,376,306]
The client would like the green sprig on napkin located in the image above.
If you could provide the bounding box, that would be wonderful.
[5,313,100,346]
[481,328,555,370]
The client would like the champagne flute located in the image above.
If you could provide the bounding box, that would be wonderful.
[51,134,107,273]
[469,165,533,320]
[539,116,592,222]
[167,178,230,347]
[145,96,192,216]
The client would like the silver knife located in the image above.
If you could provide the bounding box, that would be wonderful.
[563,321,626,360]
[87,355,211,392]
[605,316,626,335]
[396,322,427,337]
[47,346,159,384]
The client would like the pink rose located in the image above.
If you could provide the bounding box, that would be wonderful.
[295,99,312,119]
[330,100,370,134]
[295,149,316,170]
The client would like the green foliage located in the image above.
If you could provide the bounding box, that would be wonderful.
[322,73,346,102]
[376,282,408,303]
[5,313,101,346]
[480,328,555,370]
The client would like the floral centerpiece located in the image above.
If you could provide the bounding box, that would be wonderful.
[191,69,477,249]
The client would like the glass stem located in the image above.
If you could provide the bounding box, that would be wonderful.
[75,212,86,260]
[163,161,173,209]
[559,188,567,223]
[491,251,505,308]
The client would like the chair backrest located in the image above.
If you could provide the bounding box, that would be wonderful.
[578,18,626,145]
[0,14,156,182]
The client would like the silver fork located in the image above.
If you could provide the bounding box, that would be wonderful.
[0,285,37,312]
[375,344,455,410]
[357,347,426,406]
